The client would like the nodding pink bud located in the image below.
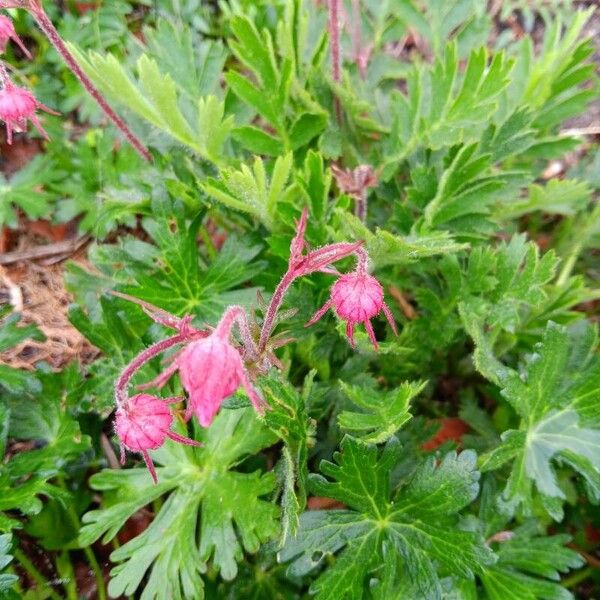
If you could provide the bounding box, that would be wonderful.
[306,271,397,350]
[115,393,201,484]
[0,83,57,144]
[178,309,267,427]
[0,15,32,59]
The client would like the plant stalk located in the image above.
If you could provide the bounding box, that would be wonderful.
[328,0,343,123]
[259,270,297,352]
[115,333,189,405]
[27,2,151,161]
[13,547,63,600]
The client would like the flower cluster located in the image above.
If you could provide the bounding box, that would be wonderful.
[114,209,397,482]
[0,14,56,143]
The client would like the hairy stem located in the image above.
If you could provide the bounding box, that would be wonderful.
[115,333,188,406]
[13,547,63,600]
[57,476,107,600]
[27,3,151,161]
[354,245,369,272]
[215,305,259,358]
[351,0,364,77]
[556,202,600,286]
[355,189,367,221]
[0,62,10,85]
[258,270,297,352]
[328,0,342,123]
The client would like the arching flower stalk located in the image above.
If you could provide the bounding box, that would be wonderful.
[112,209,396,482]
[258,208,363,352]
[112,300,267,482]
[0,0,150,159]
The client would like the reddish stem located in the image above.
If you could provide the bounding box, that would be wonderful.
[355,246,369,272]
[215,305,259,359]
[355,189,367,221]
[258,270,296,352]
[0,62,10,86]
[351,0,363,77]
[328,0,343,123]
[115,333,188,406]
[27,3,151,161]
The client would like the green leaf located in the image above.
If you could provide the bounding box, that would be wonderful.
[459,235,559,337]
[334,210,468,268]
[225,16,292,137]
[0,534,18,593]
[0,310,45,394]
[338,381,423,444]
[288,113,327,150]
[202,154,294,228]
[479,322,600,516]
[68,45,231,163]
[422,143,525,230]
[144,20,226,100]
[280,438,493,599]
[496,179,592,219]
[80,408,279,599]
[481,528,584,600]
[384,43,513,170]
[0,155,63,228]
[232,126,284,156]
[260,375,315,545]
[0,369,89,529]
[296,150,331,222]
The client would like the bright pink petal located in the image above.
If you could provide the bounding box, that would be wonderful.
[364,319,379,350]
[141,450,158,484]
[346,321,356,348]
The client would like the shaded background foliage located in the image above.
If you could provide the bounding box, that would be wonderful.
[0,0,599,598]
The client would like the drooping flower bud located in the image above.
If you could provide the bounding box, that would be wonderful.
[306,262,397,350]
[114,393,201,483]
[0,82,56,144]
[178,307,267,427]
[0,15,32,59]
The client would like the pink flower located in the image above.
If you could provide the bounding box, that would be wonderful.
[177,307,268,427]
[115,393,201,483]
[0,83,56,144]
[306,269,397,350]
[0,15,32,59]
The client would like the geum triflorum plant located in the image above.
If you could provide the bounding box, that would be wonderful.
[1,1,599,599]
[113,208,397,482]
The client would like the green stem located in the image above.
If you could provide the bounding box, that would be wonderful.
[562,566,592,589]
[57,478,107,600]
[82,546,106,600]
[556,202,600,286]
[56,552,77,600]
[13,547,63,600]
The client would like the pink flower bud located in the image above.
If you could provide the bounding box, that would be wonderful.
[306,270,397,350]
[115,393,201,483]
[0,82,57,144]
[0,15,32,59]
[178,308,267,427]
